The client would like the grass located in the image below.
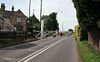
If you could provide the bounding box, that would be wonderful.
[78,41,100,62]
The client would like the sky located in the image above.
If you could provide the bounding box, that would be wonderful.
[0,0,78,31]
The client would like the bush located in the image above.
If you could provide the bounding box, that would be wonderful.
[74,25,88,41]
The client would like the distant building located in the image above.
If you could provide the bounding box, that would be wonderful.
[0,3,27,31]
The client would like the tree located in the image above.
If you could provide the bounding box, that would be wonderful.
[73,0,100,50]
[27,13,40,37]
[44,17,54,30]
[73,0,97,31]
[68,29,73,32]
[44,12,59,31]
[27,14,40,31]
[49,12,59,31]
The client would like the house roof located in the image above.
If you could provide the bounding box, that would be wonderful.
[3,10,14,18]
[0,9,27,18]
[15,9,27,18]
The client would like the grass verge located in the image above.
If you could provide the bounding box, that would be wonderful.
[78,41,100,62]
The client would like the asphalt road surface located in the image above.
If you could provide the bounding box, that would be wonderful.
[0,35,79,62]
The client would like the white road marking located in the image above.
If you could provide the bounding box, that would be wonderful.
[17,38,64,62]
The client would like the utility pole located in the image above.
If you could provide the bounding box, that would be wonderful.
[40,0,44,39]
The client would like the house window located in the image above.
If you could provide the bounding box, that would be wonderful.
[16,17,23,31]
[17,17,21,22]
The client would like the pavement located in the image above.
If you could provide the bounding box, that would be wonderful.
[0,35,79,62]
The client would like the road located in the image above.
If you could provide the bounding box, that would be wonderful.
[0,36,79,62]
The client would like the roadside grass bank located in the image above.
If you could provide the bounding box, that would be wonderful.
[78,41,100,62]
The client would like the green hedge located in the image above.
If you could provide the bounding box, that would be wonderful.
[74,25,88,41]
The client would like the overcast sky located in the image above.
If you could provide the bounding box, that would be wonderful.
[0,0,78,31]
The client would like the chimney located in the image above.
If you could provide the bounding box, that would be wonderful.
[1,3,5,11]
[12,5,14,12]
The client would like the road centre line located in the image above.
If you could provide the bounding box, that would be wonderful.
[17,38,64,62]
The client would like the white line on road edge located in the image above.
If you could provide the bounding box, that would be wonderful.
[17,38,64,62]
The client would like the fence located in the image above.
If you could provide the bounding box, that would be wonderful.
[0,31,27,48]
[0,31,27,39]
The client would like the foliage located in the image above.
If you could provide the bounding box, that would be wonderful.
[74,25,81,41]
[27,14,40,31]
[68,29,73,32]
[78,41,100,62]
[34,23,40,30]
[80,29,88,41]
[44,12,59,31]
[72,0,100,31]
[44,17,54,30]
[74,25,88,41]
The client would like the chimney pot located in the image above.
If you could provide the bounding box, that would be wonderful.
[1,3,5,11]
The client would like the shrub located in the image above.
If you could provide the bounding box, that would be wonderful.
[74,25,88,41]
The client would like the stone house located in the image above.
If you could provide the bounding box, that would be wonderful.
[0,3,27,31]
